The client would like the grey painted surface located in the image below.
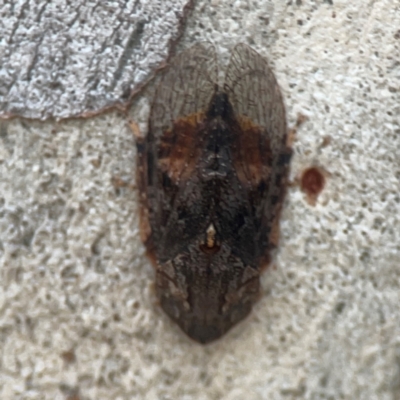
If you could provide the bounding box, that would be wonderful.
[0,0,399,399]
[0,0,192,119]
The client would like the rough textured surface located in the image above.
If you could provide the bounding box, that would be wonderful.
[0,0,400,399]
[0,0,193,119]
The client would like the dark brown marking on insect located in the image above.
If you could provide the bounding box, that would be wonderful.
[135,43,292,343]
[234,115,273,188]
[158,112,205,183]
[300,166,326,206]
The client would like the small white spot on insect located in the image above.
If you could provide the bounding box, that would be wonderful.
[206,223,217,248]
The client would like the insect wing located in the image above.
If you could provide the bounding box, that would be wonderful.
[224,44,290,249]
[150,42,218,145]
[224,43,287,154]
[146,43,218,250]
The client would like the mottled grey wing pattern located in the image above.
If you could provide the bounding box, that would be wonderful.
[146,43,218,248]
[224,43,287,155]
[149,42,218,144]
[223,44,289,247]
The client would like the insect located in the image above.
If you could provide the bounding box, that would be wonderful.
[136,43,292,343]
